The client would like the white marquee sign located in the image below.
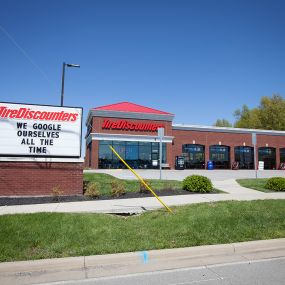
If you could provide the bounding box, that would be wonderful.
[0,102,82,158]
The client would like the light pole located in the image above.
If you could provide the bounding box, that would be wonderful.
[61,62,80,106]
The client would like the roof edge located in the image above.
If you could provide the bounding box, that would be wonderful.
[172,123,285,135]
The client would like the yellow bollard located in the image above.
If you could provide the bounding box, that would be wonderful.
[109,145,173,214]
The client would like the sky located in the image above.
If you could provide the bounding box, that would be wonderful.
[1,0,285,129]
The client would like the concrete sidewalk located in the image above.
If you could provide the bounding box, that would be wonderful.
[86,169,285,181]
[0,238,284,285]
[0,179,284,215]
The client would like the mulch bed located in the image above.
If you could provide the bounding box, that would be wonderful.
[0,189,219,206]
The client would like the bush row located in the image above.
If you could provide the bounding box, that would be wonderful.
[84,180,126,198]
[84,175,214,198]
[84,179,153,198]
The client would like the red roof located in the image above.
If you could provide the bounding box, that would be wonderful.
[92,102,172,115]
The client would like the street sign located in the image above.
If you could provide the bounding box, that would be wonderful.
[158,127,164,138]
[252,133,256,145]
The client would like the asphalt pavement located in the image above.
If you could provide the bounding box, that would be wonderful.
[38,258,285,285]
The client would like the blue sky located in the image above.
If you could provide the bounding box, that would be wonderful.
[1,0,285,128]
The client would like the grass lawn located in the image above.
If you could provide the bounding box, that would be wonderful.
[84,173,182,195]
[84,173,223,195]
[237,178,272,192]
[0,200,284,262]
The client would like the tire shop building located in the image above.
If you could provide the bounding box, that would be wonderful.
[85,102,285,170]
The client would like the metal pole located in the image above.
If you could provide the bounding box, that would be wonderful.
[254,143,257,179]
[159,135,162,180]
[252,133,257,179]
[60,62,66,106]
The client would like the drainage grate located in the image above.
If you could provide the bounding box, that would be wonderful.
[107,207,147,216]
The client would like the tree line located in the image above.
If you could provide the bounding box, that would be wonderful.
[214,94,285,131]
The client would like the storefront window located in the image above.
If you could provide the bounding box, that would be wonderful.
[138,142,152,168]
[258,147,276,169]
[209,145,230,169]
[182,144,205,169]
[98,141,113,169]
[113,141,126,160]
[125,142,139,168]
[234,146,254,169]
[98,141,166,169]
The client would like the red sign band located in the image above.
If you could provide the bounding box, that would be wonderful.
[102,119,164,132]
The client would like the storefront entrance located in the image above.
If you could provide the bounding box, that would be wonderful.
[258,147,276,169]
[234,146,254,169]
[182,144,205,169]
[209,145,230,169]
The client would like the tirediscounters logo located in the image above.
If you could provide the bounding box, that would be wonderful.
[0,103,82,158]
[0,105,79,122]
[102,119,164,132]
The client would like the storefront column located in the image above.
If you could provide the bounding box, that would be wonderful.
[85,143,90,167]
[91,140,98,169]
[276,148,280,169]
[230,146,235,169]
[204,146,210,169]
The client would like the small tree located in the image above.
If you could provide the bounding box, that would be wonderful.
[214,119,232,127]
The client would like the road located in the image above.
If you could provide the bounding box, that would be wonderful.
[38,257,285,285]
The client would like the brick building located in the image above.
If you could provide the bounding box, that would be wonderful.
[85,102,285,170]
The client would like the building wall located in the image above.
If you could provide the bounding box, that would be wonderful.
[171,129,252,168]
[257,134,285,168]
[91,116,173,136]
[0,162,83,196]
[172,130,285,169]
[85,115,285,170]
[85,116,173,167]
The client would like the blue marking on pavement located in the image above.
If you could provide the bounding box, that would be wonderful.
[139,251,149,264]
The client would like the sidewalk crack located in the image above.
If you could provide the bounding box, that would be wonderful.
[84,256,88,279]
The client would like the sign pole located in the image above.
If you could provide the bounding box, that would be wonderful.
[252,133,257,179]
[158,128,164,180]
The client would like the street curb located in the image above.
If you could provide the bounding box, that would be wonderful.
[0,238,284,285]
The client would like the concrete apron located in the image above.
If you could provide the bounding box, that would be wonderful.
[0,239,284,285]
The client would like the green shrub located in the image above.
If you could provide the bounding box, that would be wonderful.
[84,182,101,198]
[139,179,151,193]
[265,177,285,191]
[51,186,64,201]
[182,175,213,193]
[111,180,126,198]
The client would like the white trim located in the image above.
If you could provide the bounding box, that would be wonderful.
[172,124,285,136]
[88,133,174,143]
[0,157,84,163]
